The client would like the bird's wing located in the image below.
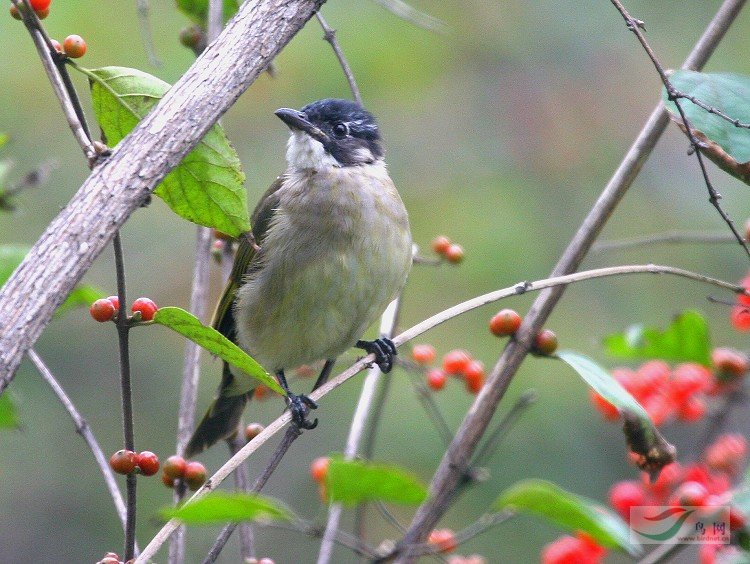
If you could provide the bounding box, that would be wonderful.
[211,175,285,339]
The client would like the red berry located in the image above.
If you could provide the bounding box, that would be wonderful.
[411,344,436,365]
[426,368,447,391]
[310,456,330,483]
[633,360,670,399]
[244,422,265,442]
[428,528,457,553]
[588,390,619,421]
[540,535,593,564]
[731,305,750,331]
[712,347,748,381]
[29,0,51,10]
[677,396,706,422]
[443,349,472,375]
[463,360,485,394]
[63,34,87,59]
[131,297,158,321]
[163,455,187,480]
[670,363,711,401]
[184,461,207,490]
[107,295,120,312]
[444,244,464,264]
[136,451,160,476]
[109,449,137,475]
[642,462,683,498]
[253,384,268,400]
[609,480,646,520]
[738,272,750,306]
[161,472,175,489]
[575,532,606,560]
[431,235,451,255]
[706,434,747,473]
[90,298,116,322]
[9,5,21,19]
[489,309,522,337]
[532,329,558,356]
[642,393,674,427]
[675,481,709,507]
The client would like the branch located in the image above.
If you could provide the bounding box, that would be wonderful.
[316,11,362,105]
[136,262,742,562]
[394,2,746,559]
[593,230,736,252]
[0,0,326,386]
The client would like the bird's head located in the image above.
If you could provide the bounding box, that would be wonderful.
[275,99,384,170]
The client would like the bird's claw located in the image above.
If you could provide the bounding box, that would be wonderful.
[287,393,318,430]
[356,337,398,373]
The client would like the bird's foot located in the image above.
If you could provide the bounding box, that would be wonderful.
[356,337,397,373]
[287,392,318,430]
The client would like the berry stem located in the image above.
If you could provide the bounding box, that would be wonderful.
[113,231,137,560]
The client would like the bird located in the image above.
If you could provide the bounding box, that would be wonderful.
[185,98,413,456]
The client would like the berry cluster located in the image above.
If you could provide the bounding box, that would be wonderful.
[541,532,606,564]
[8,3,88,58]
[109,450,160,476]
[9,0,50,20]
[160,455,207,491]
[590,350,748,426]
[431,235,464,264]
[89,296,158,323]
[413,346,485,394]
[489,307,559,355]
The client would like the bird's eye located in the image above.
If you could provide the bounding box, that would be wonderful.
[332,123,349,138]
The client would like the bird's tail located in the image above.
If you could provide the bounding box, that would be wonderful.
[185,362,251,458]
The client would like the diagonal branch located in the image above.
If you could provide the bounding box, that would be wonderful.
[394,1,746,560]
[0,0,327,386]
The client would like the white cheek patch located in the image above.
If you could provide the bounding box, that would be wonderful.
[286,131,339,170]
[350,146,375,164]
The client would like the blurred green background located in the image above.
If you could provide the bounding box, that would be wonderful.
[2,1,750,562]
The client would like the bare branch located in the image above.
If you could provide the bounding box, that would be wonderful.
[0,0,326,386]
[594,230,737,252]
[316,11,362,106]
[394,3,746,559]
[137,262,742,562]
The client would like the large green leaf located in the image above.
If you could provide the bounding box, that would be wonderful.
[494,479,640,555]
[86,66,249,236]
[0,245,103,314]
[325,456,428,506]
[603,310,711,366]
[175,0,239,26]
[152,307,283,395]
[162,492,291,524]
[558,351,676,474]
[0,393,19,429]
[663,71,750,185]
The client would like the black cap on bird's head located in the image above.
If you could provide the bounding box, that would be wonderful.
[275,99,384,166]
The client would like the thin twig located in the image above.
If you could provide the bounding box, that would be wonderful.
[317,298,401,564]
[316,12,362,106]
[113,231,137,560]
[265,518,381,559]
[229,434,256,560]
[674,90,750,129]
[201,426,302,564]
[27,349,132,539]
[395,4,746,558]
[404,365,453,447]
[135,0,162,67]
[137,262,743,562]
[610,0,750,260]
[593,230,737,252]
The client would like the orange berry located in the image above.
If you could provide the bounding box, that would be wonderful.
[463,360,485,394]
[310,456,330,483]
[426,368,447,391]
[442,349,472,375]
[131,297,158,321]
[428,528,457,553]
[431,235,451,255]
[163,455,187,480]
[29,0,51,10]
[244,422,265,442]
[183,461,207,490]
[489,308,521,337]
[35,7,49,18]
[731,305,750,331]
[90,298,115,322]
[532,329,558,356]
[411,344,436,365]
[63,34,87,58]
[444,244,464,264]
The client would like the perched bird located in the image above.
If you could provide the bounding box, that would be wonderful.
[186,99,412,456]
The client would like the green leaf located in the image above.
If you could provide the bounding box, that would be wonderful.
[0,245,104,315]
[325,456,428,507]
[176,0,239,26]
[663,71,750,185]
[603,310,711,366]
[152,307,283,395]
[86,66,249,236]
[162,491,291,524]
[494,479,640,555]
[0,393,19,429]
[557,351,676,475]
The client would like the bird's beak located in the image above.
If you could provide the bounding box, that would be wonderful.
[274,108,329,144]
